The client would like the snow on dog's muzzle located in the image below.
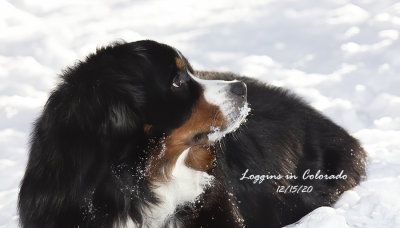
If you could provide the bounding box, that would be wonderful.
[188,71,250,142]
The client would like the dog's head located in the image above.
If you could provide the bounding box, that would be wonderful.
[120,40,250,180]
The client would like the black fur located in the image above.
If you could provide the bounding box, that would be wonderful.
[19,40,202,228]
[19,40,366,228]
[191,71,367,227]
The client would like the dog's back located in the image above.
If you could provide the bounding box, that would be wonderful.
[194,71,367,227]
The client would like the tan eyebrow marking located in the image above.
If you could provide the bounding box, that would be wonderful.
[175,57,186,70]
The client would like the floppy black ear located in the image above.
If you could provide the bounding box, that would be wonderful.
[18,60,148,228]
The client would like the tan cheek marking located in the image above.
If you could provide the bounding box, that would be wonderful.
[175,57,186,70]
[146,95,226,182]
[185,146,215,171]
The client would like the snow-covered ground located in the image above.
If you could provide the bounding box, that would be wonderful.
[1,0,399,227]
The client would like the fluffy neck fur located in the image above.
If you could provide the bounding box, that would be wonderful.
[122,148,214,228]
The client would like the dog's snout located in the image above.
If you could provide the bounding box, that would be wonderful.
[230,81,247,97]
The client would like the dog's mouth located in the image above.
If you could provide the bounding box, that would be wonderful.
[207,101,250,143]
[187,78,250,145]
[190,74,250,144]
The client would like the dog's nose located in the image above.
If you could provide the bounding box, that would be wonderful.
[230,81,247,97]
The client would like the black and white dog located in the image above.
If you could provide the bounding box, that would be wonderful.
[18,40,366,228]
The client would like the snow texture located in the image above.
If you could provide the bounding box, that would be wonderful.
[1,0,400,227]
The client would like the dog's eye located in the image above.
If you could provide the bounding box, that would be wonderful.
[172,73,184,88]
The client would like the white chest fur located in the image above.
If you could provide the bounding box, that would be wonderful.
[120,148,214,228]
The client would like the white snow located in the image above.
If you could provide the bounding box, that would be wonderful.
[1,0,399,227]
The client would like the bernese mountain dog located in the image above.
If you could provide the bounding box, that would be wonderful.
[18,40,366,228]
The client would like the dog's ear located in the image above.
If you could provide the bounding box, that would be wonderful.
[99,85,145,134]
[99,93,146,162]
[18,69,147,227]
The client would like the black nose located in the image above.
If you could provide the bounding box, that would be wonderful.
[230,81,247,97]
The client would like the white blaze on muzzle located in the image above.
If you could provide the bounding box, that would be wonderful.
[187,71,251,141]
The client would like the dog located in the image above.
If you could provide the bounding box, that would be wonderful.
[18,40,366,228]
